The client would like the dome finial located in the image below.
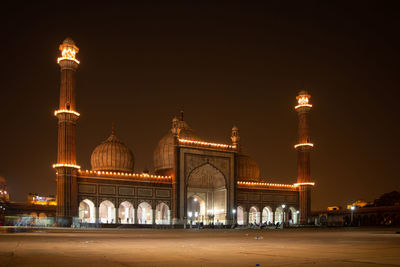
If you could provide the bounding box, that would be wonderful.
[111,123,115,135]
[180,109,184,121]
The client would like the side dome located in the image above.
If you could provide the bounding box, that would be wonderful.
[236,153,260,181]
[154,117,200,174]
[91,128,134,172]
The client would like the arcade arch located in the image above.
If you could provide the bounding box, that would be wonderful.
[79,199,96,223]
[118,201,134,224]
[155,202,170,224]
[99,200,115,223]
[249,206,260,224]
[262,206,273,224]
[137,202,152,224]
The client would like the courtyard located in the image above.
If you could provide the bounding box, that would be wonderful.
[0,227,399,266]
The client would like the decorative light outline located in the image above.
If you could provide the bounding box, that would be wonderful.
[237,181,296,188]
[57,47,80,64]
[53,163,81,169]
[293,182,315,187]
[294,143,314,149]
[295,103,313,109]
[179,139,236,150]
[54,109,80,117]
[78,169,171,180]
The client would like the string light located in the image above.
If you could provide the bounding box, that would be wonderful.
[237,181,296,188]
[294,182,315,187]
[179,139,236,150]
[54,109,80,117]
[295,104,312,109]
[78,169,171,180]
[294,143,314,149]
[53,163,81,169]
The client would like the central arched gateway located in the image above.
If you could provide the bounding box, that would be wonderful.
[186,163,227,225]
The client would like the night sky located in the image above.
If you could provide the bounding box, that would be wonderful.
[1,1,399,210]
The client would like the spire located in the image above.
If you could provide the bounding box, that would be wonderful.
[180,109,184,121]
[231,125,240,151]
[111,123,116,135]
[171,117,179,136]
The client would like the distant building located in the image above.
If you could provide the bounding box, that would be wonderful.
[314,192,400,226]
[0,176,9,202]
[27,193,57,206]
[347,200,371,210]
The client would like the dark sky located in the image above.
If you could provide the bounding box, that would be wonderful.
[0,1,399,210]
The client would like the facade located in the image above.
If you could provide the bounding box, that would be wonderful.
[54,38,315,227]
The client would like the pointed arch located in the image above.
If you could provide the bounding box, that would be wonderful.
[118,201,134,224]
[137,202,152,224]
[156,202,170,224]
[99,200,115,223]
[79,199,96,223]
[262,206,273,224]
[249,206,260,224]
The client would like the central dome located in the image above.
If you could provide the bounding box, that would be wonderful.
[91,127,134,172]
[153,116,201,174]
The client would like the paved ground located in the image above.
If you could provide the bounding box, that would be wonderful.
[0,227,399,266]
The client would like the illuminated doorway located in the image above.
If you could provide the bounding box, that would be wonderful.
[187,163,227,225]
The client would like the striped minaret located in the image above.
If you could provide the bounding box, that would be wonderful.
[53,37,80,226]
[295,91,313,225]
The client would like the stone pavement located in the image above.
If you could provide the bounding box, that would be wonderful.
[0,227,399,266]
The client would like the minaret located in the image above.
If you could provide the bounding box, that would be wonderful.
[231,125,240,151]
[171,116,180,224]
[294,91,314,225]
[53,37,80,226]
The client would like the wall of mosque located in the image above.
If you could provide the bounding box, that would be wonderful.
[236,188,299,212]
[77,177,172,212]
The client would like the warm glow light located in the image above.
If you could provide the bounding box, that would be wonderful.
[237,180,315,188]
[78,169,171,180]
[295,94,312,109]
[54,109,80,117]
[295,103,312,109]
[53,163,81,169]
[294,182,315,187]
[298,96,309,105]
[294,143,314,149]
[57,47,80,64]
[237,181,296,188]
[179,139,236,150]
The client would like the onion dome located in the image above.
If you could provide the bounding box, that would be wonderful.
[91,126,134,172]
[236,153,260,181]
[154,113,201,174]
[63,37,75,45]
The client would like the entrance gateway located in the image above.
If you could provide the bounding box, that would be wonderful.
[186,163,227,225]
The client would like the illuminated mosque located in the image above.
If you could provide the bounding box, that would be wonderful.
[54,38,315,227]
